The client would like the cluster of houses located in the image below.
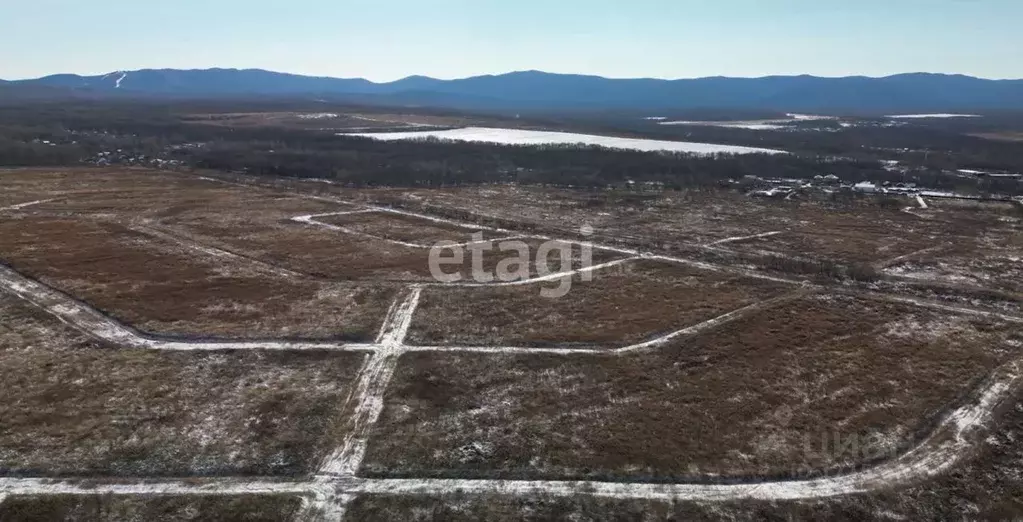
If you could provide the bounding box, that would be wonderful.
[740,174,1018,203]
[743,175,915,199]
[87,150,184,168]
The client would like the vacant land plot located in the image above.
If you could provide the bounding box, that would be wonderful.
[362,185,768,244]
[885,206,1023,294]
[363,294,1020,481]
[407,260,791,347]
[349,185,967,266]
[735,229,930,265]
[887,246,1023,295]
[0,295,365,476]
[178,212,623,283]
[350,388,1023,522]
[5,166,1023,513]
[0,167,357,220]
[315,211,505,246]
[162,213,437,281]
[721,208,946,266]
[0,494,304,522]
[0,217,394,340]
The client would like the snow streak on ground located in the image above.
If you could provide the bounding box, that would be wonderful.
[0,198,57,211]
[440,257,641,288]
[319,287,421,476]
[876,244,948,269]
[659,121,790,130]
[786,113,835,121]
[886,114,982,119]
[657,114,836,130]
[341,127,785,155]
[707,230,783,246]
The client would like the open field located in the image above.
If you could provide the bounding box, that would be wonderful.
[726,218,935,265]
[0,294,365,476]
[0,168,339,218]
[0,494,304,522]
[315,211,506,246]
[343,184,1017,262]
[0,217,394,340]
[407,259,791,347]
[349,387,1023,521]
[2,166,1023,518]
[887,244,1023,295]
[884,201,1023,294]
[364,294,1020,481]
[338,184,973,263]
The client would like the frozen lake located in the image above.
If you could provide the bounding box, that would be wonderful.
[340,127,785,155]
[885,114,982,119]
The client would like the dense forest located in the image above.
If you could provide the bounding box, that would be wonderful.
[1,100,1021,195]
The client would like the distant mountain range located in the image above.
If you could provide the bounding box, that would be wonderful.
[6,68,1023,112]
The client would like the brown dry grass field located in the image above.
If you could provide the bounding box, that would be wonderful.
[170,217,622,283]
[406,259,792,347]
[0,216,394,340]
[159,214,440,282]
[884,201,1023,294]
[0,494,303,522]
[362,185,761,244]
[363,293,1021,481]
[342,184,1021,269]
[315,211,507,245]
[0,167,361,224]
[1,169,625,286]
[350,388,1023,521]
[887,244,1023,295]
[0,294,365,477]
[3,166,1023,511]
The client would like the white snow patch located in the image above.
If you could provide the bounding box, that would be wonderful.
[341,127,785,155]
[297,113,340,119]
[0,199,56,211]
[659,120,789,130]
[786,113,835,121]
[886,114,982,119]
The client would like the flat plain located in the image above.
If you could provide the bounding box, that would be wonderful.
[1,167,1022,520]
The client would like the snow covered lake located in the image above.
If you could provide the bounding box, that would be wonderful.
[340,127,785,155]
[886,114,981,119]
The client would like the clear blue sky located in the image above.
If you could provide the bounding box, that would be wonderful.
[3,0,1021,81]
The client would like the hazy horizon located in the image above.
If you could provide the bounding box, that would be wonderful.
[7,67,1023,83]
[4,0,1022,81]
